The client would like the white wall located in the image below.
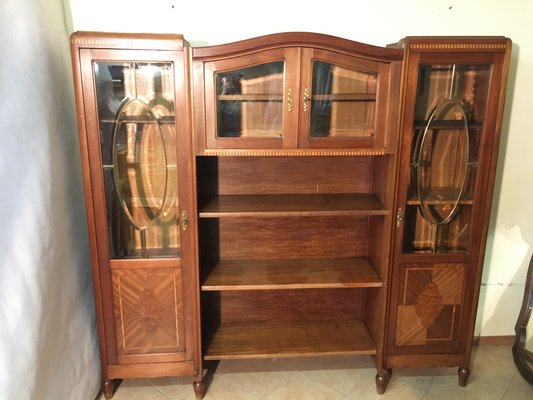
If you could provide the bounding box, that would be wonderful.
[0,0,100,399]
[66,0,533,338]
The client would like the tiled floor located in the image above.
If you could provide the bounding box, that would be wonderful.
[98,345,533,400]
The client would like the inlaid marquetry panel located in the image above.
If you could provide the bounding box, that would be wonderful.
[395,263,464,347]
[112,268,184,355]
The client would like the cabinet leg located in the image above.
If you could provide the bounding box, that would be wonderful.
[102,379,121,399]
[375,369,392,394]
[193,380,206,400]
[193,360,218,399]
[458,367,470,387]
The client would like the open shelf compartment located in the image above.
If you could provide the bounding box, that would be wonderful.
[201,257,383,291]
[198,193,388,218]
[204,319,376,360]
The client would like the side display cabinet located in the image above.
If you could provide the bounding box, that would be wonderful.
[70,33,202,399]
[385,37,512,387]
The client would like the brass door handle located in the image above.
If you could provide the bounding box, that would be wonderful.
[287,88,293,112]
[180,210,189,231]
[396,208,404,229]
[303,88,310,112]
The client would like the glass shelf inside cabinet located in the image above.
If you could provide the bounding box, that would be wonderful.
[310,61,377,138]
[216,61,284,138]
[403,64,490,254]
[95,61,180,259]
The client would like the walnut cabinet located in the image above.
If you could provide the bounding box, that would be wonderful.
[70,33,203,399]
[70,32,512,398]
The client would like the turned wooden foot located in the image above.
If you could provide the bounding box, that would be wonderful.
[458,367,470,387]
[375,369,392,394]
[102,379,121,399]
[193,380,206,399]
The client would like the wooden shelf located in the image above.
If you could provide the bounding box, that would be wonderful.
[198,193,388,218]
[406,187,473,205]
[204,319,376,360]
[413,120,482,130]
[100,115,175,124]
[312,93,376,101]
[201,258,383,291]
[217,94,375,102]
[218,94,283,101]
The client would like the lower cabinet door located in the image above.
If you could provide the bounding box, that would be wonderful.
[392,262,466,353]
[111,267,187,363]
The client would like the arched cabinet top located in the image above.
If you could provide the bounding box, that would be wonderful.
[191,32,403,62]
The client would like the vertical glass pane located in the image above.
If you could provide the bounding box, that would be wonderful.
[216,61,284,138]
[310,61,376,138]
[403,64,490,254]
[94,62,179,259]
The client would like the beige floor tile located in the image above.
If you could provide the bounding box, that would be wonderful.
[146,376,196,400]
[264,371,346,400]
[211,358,293,397]
[426,373,507,400]
[502,372,533,400]
[202,372,261,400]
[471,345,517,389]
[109,379,171,400]
[218,370,289,398]
[346,368,426,400]
[302,368,358,396]
[280,355,373,396]
[391,367,456,393]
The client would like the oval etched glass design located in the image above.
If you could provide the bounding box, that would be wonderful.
[112,99,168,231]
[416,99,469,225]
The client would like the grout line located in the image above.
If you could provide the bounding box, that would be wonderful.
[144,378,174,400]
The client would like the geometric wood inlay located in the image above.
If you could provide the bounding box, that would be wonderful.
[112,268,184,355]
[395,263,465,347]
[415,282,444,328]
[396,305,427,346]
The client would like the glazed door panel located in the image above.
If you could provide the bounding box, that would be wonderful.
[389,49,508,356]
[298,48,390,149]
[402,62,491,255]
[79,48,194,364]
[202,48,300,149]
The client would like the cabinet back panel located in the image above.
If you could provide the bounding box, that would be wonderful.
[203,289,364,325]
[199,217,368,260]
[197,156,373,195]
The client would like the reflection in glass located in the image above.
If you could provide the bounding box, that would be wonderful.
[95,62,179,259]
[310,61,376,138]
[403,64,490,254]
[216,61,284,138]
[416,99,469,226]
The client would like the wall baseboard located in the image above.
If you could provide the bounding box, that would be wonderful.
[473,335,515,346]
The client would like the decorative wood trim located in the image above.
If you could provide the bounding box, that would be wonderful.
[202,148,387,157]
[473,335,515,346]
[70,31,187,50]
[107,361,195,379]
[411,43,508,50]
[192,32,403,61]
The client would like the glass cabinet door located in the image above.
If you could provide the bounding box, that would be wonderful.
[94,61,180,259]
[402,63,490,254]
[299,49,388,149]
[216,61,284,138]
[203,49,299,149]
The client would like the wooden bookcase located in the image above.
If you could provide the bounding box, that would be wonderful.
[70,32,512,399]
